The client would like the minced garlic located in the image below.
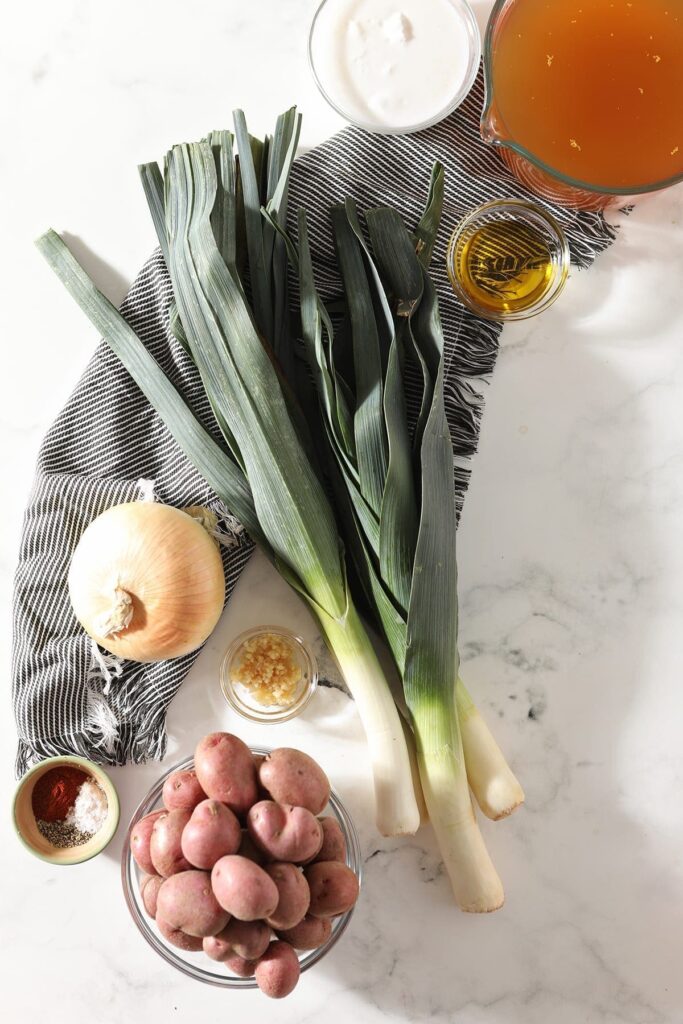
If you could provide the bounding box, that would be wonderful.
[232,633,302,707]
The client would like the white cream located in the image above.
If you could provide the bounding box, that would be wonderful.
[310,0,478,131]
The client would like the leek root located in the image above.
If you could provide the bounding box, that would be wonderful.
[416,713,504,912]
[457,680,525,820]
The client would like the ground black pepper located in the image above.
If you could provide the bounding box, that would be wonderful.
[36,819,93,849]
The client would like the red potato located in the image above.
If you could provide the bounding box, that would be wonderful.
[203,918,271,963]
[218,918,271,960]
[238,829,267,866]
[259,748,330,815]
[253,753,271,801]
[211,855,279,921]
[315,816,346,864]
[305,861,359,918]
[156,870,229,937]
[225,954,259,978]
[265,863,310,931]
[162,769,206,812]
[255,940,301,999]
[181,799,241,869]
[130,810,165,875]
[247,801,323,864]
[203,931,233,963]
[194,733,257,815]
[150,809,192,877]
[157,916,203,952]
[140,873,163,919]
[276,914,332,951]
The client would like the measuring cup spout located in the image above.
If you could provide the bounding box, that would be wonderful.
[480,99,509,147]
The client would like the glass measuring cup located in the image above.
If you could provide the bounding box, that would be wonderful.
[480,0,683,211]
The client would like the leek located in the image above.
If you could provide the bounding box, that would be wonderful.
[37,110,420,839]
[278,172,516,910]
[457,680,525,820]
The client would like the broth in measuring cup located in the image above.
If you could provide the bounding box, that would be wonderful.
[487,0,683,191]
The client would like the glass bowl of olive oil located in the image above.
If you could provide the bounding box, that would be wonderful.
[446,199,569,322]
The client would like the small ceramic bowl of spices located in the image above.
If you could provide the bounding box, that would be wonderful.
[220,626,318,724]
[12,755,120,864]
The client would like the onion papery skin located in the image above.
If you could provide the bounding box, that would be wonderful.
[68,502,226,663]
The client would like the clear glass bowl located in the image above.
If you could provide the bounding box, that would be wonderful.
[308,0,481,135]
[121,752,362,988]
[220,626,318,724]
[446,198,570,322]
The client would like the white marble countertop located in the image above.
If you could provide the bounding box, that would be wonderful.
[3,1,683,1022]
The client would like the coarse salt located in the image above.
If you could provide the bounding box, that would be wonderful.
[66,779,108,834]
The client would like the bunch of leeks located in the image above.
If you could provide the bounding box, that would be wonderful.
[266,168,522,911]
[37,111,420,840]
[37,108,522,910]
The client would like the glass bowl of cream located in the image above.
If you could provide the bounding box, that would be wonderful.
[308,0,481,135]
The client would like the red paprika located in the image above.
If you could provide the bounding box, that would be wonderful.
[31,765,89,822]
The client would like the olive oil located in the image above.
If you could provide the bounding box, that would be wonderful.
[454,219,554,316]
[447,200,569,321]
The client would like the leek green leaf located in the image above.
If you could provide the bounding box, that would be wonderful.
[413,163,445,270]
[138,161,169,267]
[233,112,273,340]
[165,141,347,621]
[35,229,262,544]
[331,204,387,515]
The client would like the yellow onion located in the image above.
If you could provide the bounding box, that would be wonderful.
[68,502,225,663]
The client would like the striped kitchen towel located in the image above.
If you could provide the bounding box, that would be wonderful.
[12,72,618,774]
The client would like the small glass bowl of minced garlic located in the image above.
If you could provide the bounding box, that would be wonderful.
[220,626,318,723]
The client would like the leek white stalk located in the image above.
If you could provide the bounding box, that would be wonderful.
[457,679,525,820]
[415,700,504,912]
[401,714,430,827]
[318,604,420,837]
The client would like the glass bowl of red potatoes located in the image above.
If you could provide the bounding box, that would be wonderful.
[121,733,361,996]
